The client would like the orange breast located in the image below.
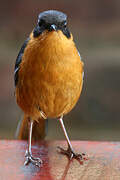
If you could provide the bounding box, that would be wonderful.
[16,30,84,119]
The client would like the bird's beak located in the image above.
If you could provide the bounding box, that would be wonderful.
[49,24,57,31]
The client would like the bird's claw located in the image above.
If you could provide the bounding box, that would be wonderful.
[24,150,42,167]
[57,146,88,161]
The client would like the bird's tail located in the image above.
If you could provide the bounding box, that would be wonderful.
[16,114,47,141]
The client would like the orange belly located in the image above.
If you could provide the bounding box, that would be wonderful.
[16,30,84,119]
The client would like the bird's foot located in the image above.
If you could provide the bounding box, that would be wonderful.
[24,150,42,167]
[57,146,88,161]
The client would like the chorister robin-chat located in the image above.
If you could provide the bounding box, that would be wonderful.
[14,10,85,167]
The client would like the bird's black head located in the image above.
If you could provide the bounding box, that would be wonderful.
[33,10,71,39]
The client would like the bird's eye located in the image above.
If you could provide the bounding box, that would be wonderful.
[63,21,67,28]
[38,19,45,27]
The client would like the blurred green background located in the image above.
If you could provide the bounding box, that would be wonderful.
[0,0,120,141]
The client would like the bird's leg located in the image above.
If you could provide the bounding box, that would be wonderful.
[24,118,42,167]
[57,116,88,160]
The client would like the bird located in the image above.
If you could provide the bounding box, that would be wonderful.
[14,10,85,167]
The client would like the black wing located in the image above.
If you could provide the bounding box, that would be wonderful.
[14,37,30,86]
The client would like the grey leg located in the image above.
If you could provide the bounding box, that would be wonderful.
[58,116,88,160]
[24,119,42,167]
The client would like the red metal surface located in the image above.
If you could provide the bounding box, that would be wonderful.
[0,140,120,179]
